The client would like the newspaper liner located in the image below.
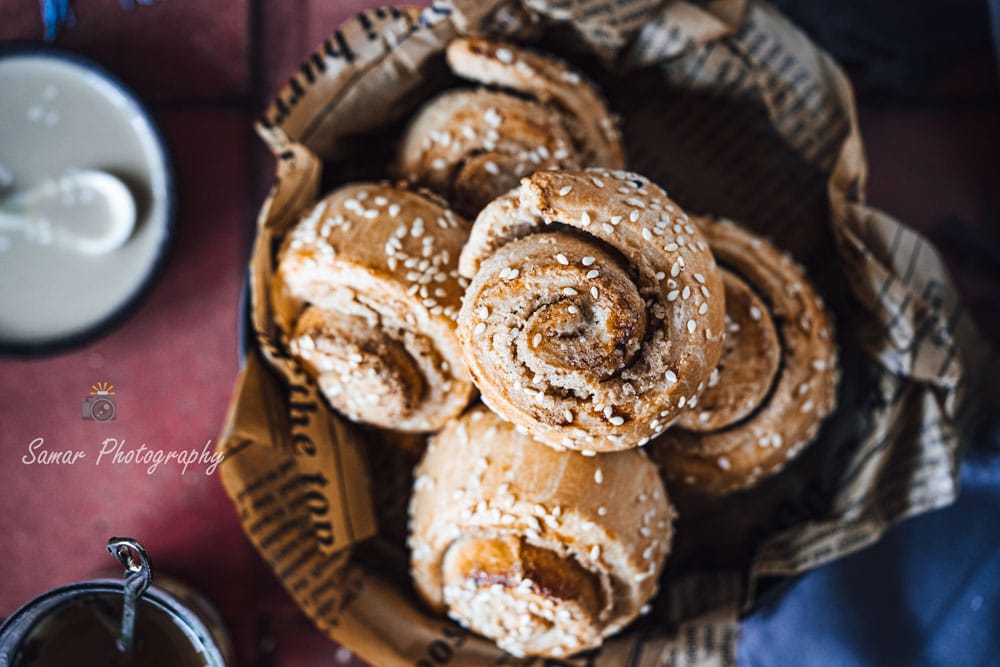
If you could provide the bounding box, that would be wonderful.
[217,1,996,665]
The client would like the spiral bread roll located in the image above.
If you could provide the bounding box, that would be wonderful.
[409,406,673,658]
[649,218,839,494]
[396,37,624,218]
[271,183,475,432]
[456,169,726,452]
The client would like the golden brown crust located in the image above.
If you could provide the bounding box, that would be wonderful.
[674,270,781,432]
[446,38,624,168]
[271,182,475,432]
[649,218,839,494]
[456,169,726,452]
[394,38,624,218]
[396,89,579,217]
[409,406,673,658]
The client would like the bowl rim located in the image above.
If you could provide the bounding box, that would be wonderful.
[0,42,176,358]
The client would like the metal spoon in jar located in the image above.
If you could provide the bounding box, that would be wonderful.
[106,537,153,665]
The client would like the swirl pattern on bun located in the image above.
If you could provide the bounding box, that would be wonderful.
[395,38,624,218]
[272,182,475,432]
[409,406,673,659]
[650,218,839,494]
[456,169,726,452]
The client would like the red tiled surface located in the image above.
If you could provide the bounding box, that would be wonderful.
[861,108,1000,339]
[0,3,997,667]
[0,1,250,102]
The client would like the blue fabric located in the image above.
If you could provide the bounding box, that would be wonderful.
[40,0,74,41]
[40,0,156,41]
[740,444,1000,667]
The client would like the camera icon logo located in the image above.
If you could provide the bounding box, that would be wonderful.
[82,381,116,422]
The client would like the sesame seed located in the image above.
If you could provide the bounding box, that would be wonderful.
[388,204,400,217]
[812,359,827,371]
[678,396,686,408]
[484,107,502,127]
[432,158,447,170]
[568,305,578,314]
[610,215,622,225]
[556,253,569,265]
[558,185,573,196]
[590,287,599,298]
[597,506,607,516]
[699,303,709,315]
[665,370,677,384]
[750,306,762,320]
[687,320,696,333]
[586,270,600,279]
[609,416,625,426]
[496,47,513,63]
[563,287,578,296]
[581,211,591,226]
[582,256,595,266]
[629,210,640,222]
[533,333,542,346]
[589,545,600,560]
[564,409,574,422]
[701,286,711,298]
[594,469,603,484]
[603,406,613,418]
[671,260,681,277]
[591,177,605,187]
[582,449,595,456]
[642,228,652,240]
[477,306,489,319]
[667,290,679,301]
[602,223,614,233]
[717,456,732,470]
[484,161,499,175]
[694,273,706,284]
[801,400,815,413]
[682,286,690,299]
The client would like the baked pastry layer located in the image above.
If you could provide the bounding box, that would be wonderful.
[409,406,673,658]
[395,37,624,218]
[456,169,726,452]
[650,217,839,494]
[272,182,474,432]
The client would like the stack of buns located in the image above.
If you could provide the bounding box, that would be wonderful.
[270,37,838,659]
